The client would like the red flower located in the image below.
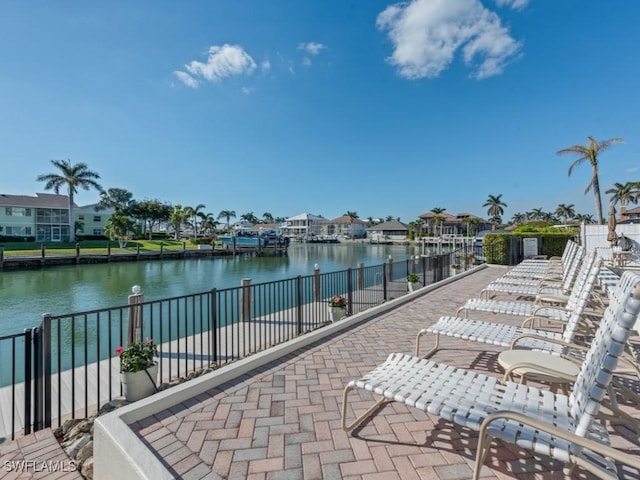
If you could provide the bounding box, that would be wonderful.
[115,346,124,355]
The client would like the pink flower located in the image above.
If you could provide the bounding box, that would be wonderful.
[115,346,123,355]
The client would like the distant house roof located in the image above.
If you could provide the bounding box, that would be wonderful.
[286,213,325,221]
[367,220,408,231]
[623,206,640,215]
[0,193,76,209]
[331,215,367,224]
[248,223,279,231]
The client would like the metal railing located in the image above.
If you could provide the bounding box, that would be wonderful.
[0,248,471,439]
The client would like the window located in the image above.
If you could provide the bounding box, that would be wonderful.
[5,207,31,217]
[93,228,103,235]
[93,216,101,222]
[78,215,84,220]
[6,226,32,236]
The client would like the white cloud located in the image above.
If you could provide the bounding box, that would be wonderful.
[376,0,522,80]
[261,60,271,71]
[495,0,529,10]
[626,167,639,173]
[298,42,326,55]
[174,44,257,87]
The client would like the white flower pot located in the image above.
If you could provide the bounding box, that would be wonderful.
[120,363,158,402]
[408,281,420,292]
[329,306,346,322]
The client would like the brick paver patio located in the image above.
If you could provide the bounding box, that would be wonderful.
[130,267,640,480]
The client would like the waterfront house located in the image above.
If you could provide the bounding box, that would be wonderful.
[280,212,326,238]
[0,192,113,242]
[326,215,368,239]
[419,211,489,237]
[367,220,409,243]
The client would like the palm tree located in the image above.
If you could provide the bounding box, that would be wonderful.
[557,136,624,224]
[169,205,188,240]
[240,212,259,224]
[344,211,359,219]
[510,212,526,225]
[429,207,446,236]
[482,194,507,229]
[555,203,575,224]
[200,213,218,235]
[605,182,639,214]
[574,213,595,224]
[184,204,206,237]
[36,159,103,242]
[218,210,236,233]
[262,212,274,223]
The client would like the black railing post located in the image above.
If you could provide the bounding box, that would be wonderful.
[347,268,353,315]
[313,264,321,302]
[32,326,43,431]
[211,289,218,365]
[42,314,52,428]
[382,263,388,301]
[23,328,32,435]
[421,255,427,285]
[296,275,303,335]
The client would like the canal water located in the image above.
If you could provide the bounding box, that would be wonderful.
[0,243,423,337]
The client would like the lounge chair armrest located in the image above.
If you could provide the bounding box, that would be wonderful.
[478,411,640,472]
[535,294,569,305]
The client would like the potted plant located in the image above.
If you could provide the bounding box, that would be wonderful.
[115,339,159,401]
[407,273,420,292]
[328,295,348,322]
[451,263,462,275]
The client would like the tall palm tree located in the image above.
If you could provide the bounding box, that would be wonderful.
[218,210,236,233]
[344,211,359,219]
[200,213,218,235]
[36,159,103,242]
[557,136,624,224]
[529,208,545,220]
[482,194,507,229]
[574,213,595,224]
[555,203,575,224]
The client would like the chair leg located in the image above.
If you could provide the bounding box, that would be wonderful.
[415,331,440,359]
[341,385,392,433]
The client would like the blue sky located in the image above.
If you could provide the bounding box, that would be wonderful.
[1,0,639,224]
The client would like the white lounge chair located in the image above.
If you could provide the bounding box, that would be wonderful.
[478,245,589,300]
[458,251,602,324]
[341,271,640,479]
[415,254,602,359]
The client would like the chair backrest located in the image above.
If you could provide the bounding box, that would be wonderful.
[564,249,596,312]
[560,245,585,293]
[561,255,602,342]
[569,271,640,437]
[561,240,578,269]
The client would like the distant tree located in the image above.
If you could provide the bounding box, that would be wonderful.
[429,207,446,236]
[344,211,359,219]
[483,194,507,229]
[169,205,189,240]
[262,212,274,223]
[240,212,259,224]
[200,213,218,235]
[461,217,482,236]
[385,215,395,222]
[36,159,103,242]
[557,135,624,224]
[574,213,595,224]
[74,220,85,236]
[129,199,172,239]
[510,212,526,225]
[104,211,139,248]
[529,207,545,220]
[606,181,639,211]
[218,210,236,232]
[95,188,134,214]
[555,203,576,224]
[184,203,206,237]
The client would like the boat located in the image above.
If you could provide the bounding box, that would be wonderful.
[217,230,289,248]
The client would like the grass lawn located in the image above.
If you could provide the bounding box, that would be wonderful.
[0,239,200,257]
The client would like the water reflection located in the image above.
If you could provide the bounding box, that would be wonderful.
[0,243,421,336]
